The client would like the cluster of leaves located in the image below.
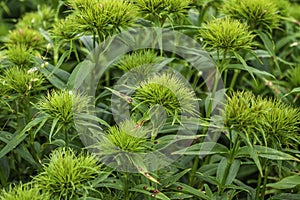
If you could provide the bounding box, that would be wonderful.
[1,0,300,200]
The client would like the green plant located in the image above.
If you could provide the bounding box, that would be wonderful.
[0,182,50,200]
[0,66,44,96]
[221,0,282,32]
[36,90,90,147]
[133,72,198,120]
[16,5,55,30]
[221,90,300,148]
[66,0,138,42]
[199,17,255,53]
[4,28,46,52]
[117,50,159,72]
[134,0,192,26]
[33,148,101,199]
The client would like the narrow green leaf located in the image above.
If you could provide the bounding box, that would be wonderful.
[160,168,191,187]
[267,175,300,189]
[0,117,46,158]
[173,182,209,200]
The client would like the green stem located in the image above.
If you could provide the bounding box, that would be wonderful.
[190,156,200,186]
[219,130,239,194]
[124,173,129,200]
[255,172,262,200]
[261,164,269,200]
[64,126,69,149]
[229,70,240,91]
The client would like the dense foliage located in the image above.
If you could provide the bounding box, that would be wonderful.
[1,0,300,199]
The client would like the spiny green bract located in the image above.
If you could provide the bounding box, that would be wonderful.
[4,28,46,52]
[221,0,281,32]
[51,15,79,40]
[117,50,159,72]
[0,183,50,200]
[64,0,138,40]
[33,148,101,199]
[4,44,34,67]
[133,0,192,24]
[0,66,44,95]
[222,91,300,148]
[287,65,300,87]
[134,72,198,117]
[98,120,148,154]
[199,17,255,52]
[37,90,90,125]
[16,5,55,30]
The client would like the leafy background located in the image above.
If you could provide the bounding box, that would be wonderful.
[1,0,300,199]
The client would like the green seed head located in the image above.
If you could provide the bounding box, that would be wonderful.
[101,120,148,153]
[0,66,44,95]
[5,28,46,52]
[4,44,34,67]
[134,0,192,24]
[37,90,90,125]
[117,50,159,72]
[16,6,55,30]
[0,183,50,200]
[134,72,198,118]
[222,0,281,32]
[34,148,101,199]
[199,17,255,52]
[222,91,300,148]
[65,0,138,39]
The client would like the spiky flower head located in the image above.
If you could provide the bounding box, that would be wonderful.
[37,90,90,125]
[51,15,79,40]
[4,44,34,67]
[199,17,255,52]
[287,65,300,88]
[117,50,159,72]
[221,0,281,32]
[133,0,192,25]
[16,6,55,30]
[4,28,46,52]
[0,183,50,200]
[97,120,148,155]
[222,91,300,148]
[33,148,101,199]
[65,0,138,40]
[0,66,44,95]
[133,72,198,118]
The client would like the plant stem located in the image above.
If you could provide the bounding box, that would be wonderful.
[229,70,240,91]
[190,155,199,186]
[255,171,262,200]
[64,126,69,149]
[261,164,269,200]
[219,130,239,195]
[124,172,129,200]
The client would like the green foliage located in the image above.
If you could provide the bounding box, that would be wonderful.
[134,72,198,118]
[36,90,89,125]
[33,148,101,199]
[65,0,138,41]
[4,44,34,67]
[1,0,300,199]
[133,0,192,25]
[0,183,50,200]
[287,65,300,87]
[0,66,44,95]
[199,17,255,52]
[117,50,159,72]
[4,28,46,52]
[97,120,148,154]
[222,91,300,148]
[16,6,55,30]
[222,0,282,32]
